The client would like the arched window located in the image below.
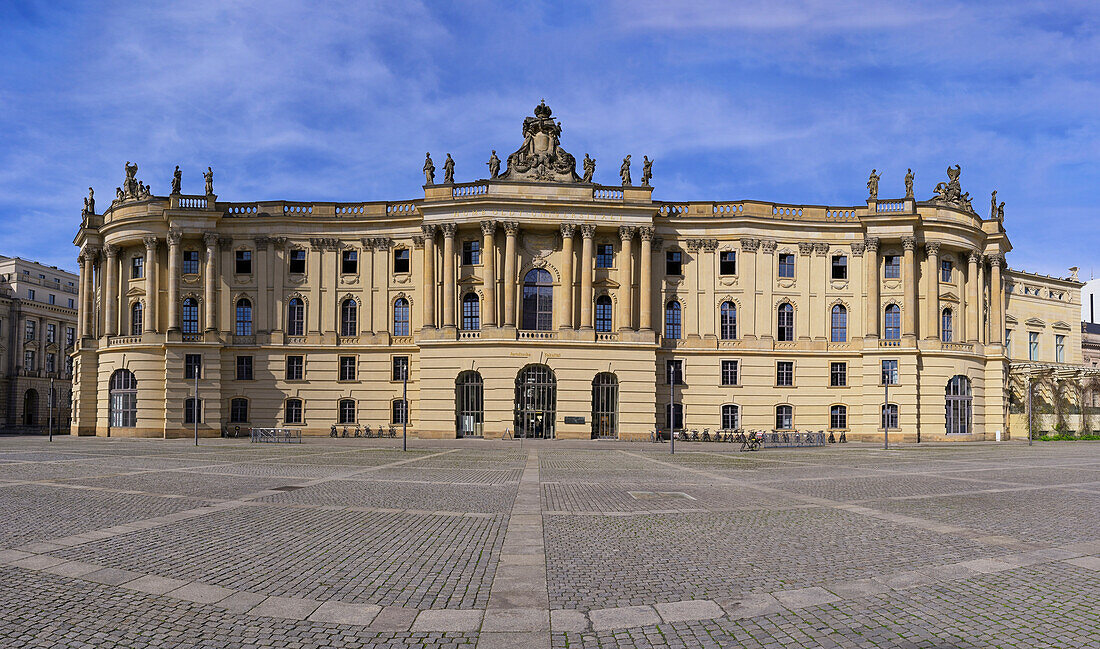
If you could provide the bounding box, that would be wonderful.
[287,298,305,336]
[941,308,953,343]
[131,302,143,336]
[229,398,249,423]
[340,298,357,336]
[392,398,408,424]
[182,298,199,334]
[338,398,356,424]
[884,304,901,340]
[881,403,899,429]
[285,398,303,424]
[592,373,618,439]
[830,405,847,430]
[236,298,253,336]
[595,295,613,333]
[721,404,740,430]
[393,298,410,336]
[461,293,480,330]
[777,303,794,342]
[184,398,202,424]
[720,301,737,340]
[514,364,556,438]
[665,301,681,339]
[775,404,793,430]
[521,269,553,331]
[108,369,137,428]
[945,375,972,434]
[455,371,484,437]
[831,304,847,342]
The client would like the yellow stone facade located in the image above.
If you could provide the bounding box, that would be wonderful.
[70,107,1085,442]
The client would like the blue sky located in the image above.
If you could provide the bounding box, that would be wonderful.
[1,0,1097,278]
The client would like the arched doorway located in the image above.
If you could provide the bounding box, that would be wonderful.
[591,373,618,439]
[22,390,37,427]
[514,364,556,438]
[946,375,972,434]
[455,371,484,438]
[109,369,138,430]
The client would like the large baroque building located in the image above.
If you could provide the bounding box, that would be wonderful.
[72,103,1084,441]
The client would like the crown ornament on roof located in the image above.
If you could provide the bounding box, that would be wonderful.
[499,101,584,183]
[930,164,975,213]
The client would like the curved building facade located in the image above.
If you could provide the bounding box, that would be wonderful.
[71,104,1083,441]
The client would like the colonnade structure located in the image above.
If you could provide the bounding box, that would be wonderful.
[71,103,1085,441]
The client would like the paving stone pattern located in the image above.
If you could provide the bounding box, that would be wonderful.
[0,436,1097,648]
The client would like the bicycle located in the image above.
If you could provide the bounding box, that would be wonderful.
[701,428,711,442]
[387,425,397,438]
[329,424,338,438]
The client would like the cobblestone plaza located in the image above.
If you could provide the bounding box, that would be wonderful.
[1,437,1098,648]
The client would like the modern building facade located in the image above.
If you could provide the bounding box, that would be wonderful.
[71,104,1084,441]
[0,255,78,433]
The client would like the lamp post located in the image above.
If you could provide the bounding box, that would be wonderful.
[1028,376,1034,446]
[884,378,890,450]
[670,359,676,455]
[48,378,54,442]
[194,368,199,447]
[402,363,408,452]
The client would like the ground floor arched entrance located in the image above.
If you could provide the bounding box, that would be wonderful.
[455,370,484,437]
[592,372,618,439]
[514,364,556,438]
[22,389,38,427]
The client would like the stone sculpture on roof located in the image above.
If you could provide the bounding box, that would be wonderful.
[867,169,880,199]
[487,150,500,179]
[931,164,974,213]
[582,153,595,183]
[204,167,214,195]
[82,187,94,218]
[499,101,582,182]
[904,168,914,198]
[620,155,631,186]
[171,165,182,194]
[423,153,435,185]
[114,161,151,203]
[641,156,653,187]
[443,154,455,184]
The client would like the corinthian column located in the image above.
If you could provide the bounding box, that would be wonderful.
[481,221,497,327]
[638,227,654,331]
[902,236,917,340]
[618,226,635,331]
[78,251,91,338]
[924,241,941,339]
[864,237,880,339]
[441,223,456,329]
[166,231,181,332]
[103,244,119,337]
[203,232,218,332]
[966,250,980,343]
[990,253,1004,347]
[422,224,437,329]
[579,224,595,329]
[503,222,518,327]
[558,223,575,330]
[143,236,158,333]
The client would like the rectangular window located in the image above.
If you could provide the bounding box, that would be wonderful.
[285,399,303,424]
[940,259,952,282]
[392,399,408,425]
[48,294,55,305]
[46,323,56,343]
[462,240,480,265]
[778,253,795,278]
[1028,332,1039,361]
[28,289,35,300]
[776,361,794,387]
[392,356,409,381]
[68,298,74,308]
[25,320,35,341]
[236,355,253,380]
[65,327,75,348]
[830,362,847,387]
[183,250,200,274]
[393,248,410,274]
[288,249,306,273]
[230,399,249,423]
[665,250,682,276]
[881,360,899,386]
[131,256,144,279]
[596,244,614,268]
[831,255,847,280]
[286,355,304,380]
[1056,334,1065,363]
[884,255,900,279]
[23,350,35,370]
[341,250,358,274]
[720,360,739,386]
[235,250,252,274]
[881,404,899,430]
[830,406,847,430]
[46,353,56,373]
[184,398,202,424]
[339,356,357,381]
[719,250,736,275]
[184,354,202,380]
[666,359,683,385]
[775,405,793,430]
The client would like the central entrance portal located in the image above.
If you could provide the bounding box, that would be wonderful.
[514,364,556,438]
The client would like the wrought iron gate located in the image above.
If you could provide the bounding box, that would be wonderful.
[514,364,556,438]
[591,373,618,439]
[455,371,484,437]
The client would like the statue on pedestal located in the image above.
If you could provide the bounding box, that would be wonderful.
[82,187,94,218]
[904,168,913,198]
[931,164,974,212]
[867,169,880,199]
[423,153,435,185]
[582,153,595,183]
[641,155,653,187]
[204,167,214,195]
[443,154,455,184]
[990,190,998,219]
[620,155,631,186]
[171,165,182,194]
[487,150,500,179]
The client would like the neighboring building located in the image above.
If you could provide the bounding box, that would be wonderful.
[72,103,1084,441]
[0,255,78,433]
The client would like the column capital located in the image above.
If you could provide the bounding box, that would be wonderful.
[167,229,183,246]
[740,237,760,252]
[760,239,777,254]
[439,222,456,238]
[271,236,288,249]
[797,241,814,256]
[924,240,942,255]
[503,221,520,235]
[372,236,393,250]
[219,236,235,250]
[703,239,719,252]
[411,235,425,249]
[142,235,158,251]
[102,243,119,259]
[813,242,830,256]
[580,224,596,239]
[560,222,576,238]
[618,225,636,241]
[254,236,271,250]
[901,236,917,251]
[480,220,497,236]
[685,238,703,252]
[863,236,880,252]
[988,253,1004,267]
[968,249,981,264]
[850,241,866,256]
[637,226,654,241]
[421,224,438,239]
[202,232,219,248]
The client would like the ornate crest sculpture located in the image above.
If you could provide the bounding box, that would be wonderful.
[499,101,583,183]
[113,161,152,204]
[931,164,975,213]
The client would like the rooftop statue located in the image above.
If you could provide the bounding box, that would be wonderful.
[931,164,975,213]
[171,165,182,194]
[423,153,435,185]
[487,150,500,179]
[204,167,214,195]
[997,201,1005,222]
[499,101,582,182]
[114,161,150,203]
[582,153,595,183]
[641,156,652,187]
[904,168,913,198]
[443,153,455,184]
[867,169,880,199]
[82,187,94,218]
[620,155,631,186]
[990,190,998,219]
